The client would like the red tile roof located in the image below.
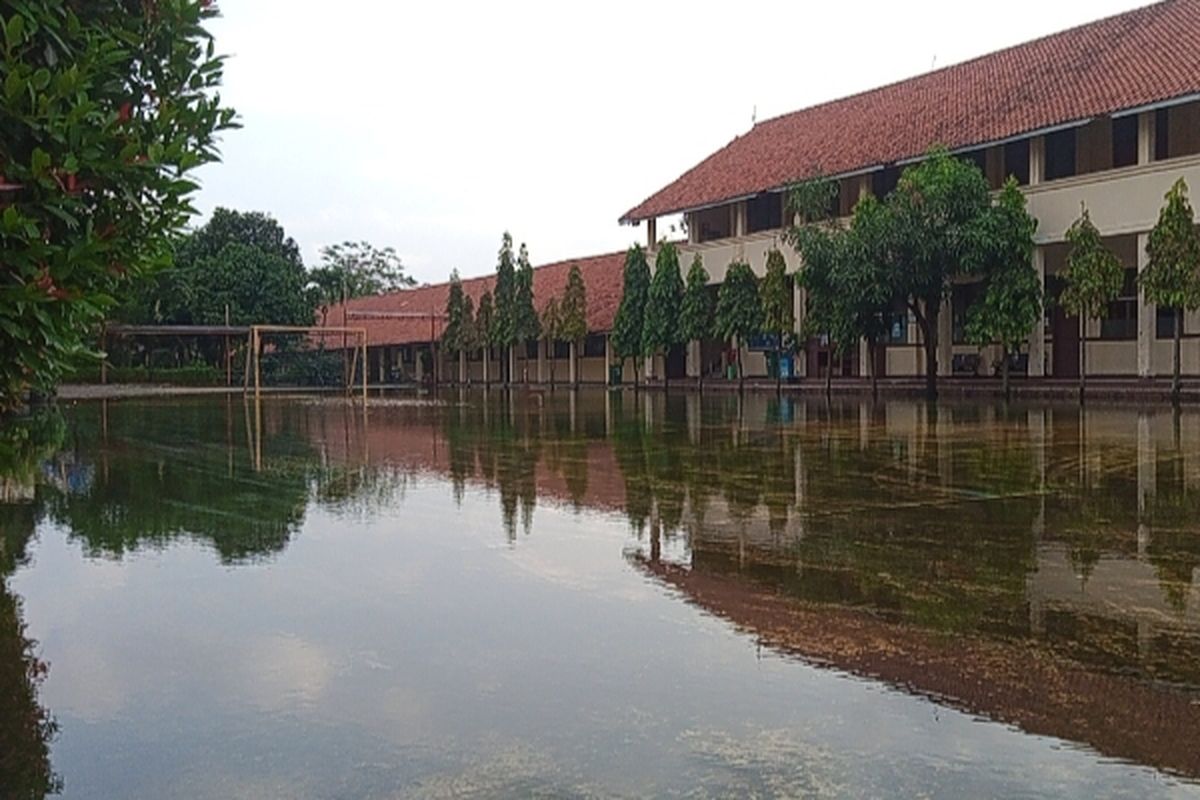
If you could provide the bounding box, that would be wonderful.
[318,250,626,347]
[621,0,1200,222]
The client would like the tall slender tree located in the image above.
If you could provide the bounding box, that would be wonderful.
[680,254,714,389]
[965,179,1042,399]
[715,261,761,391]
[760,249,794,394]
[476,291,495,386]
[613,245,651,386]
[1141,178,1200,402]
[643,242,685,390]
[560,264,588,387]
[513,243,541,382]
[444,271,469,384]
[459,294,477,385]
[491,233,517,384]
[1061,206,1124,401]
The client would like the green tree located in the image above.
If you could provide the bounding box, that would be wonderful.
[476,291,495,385]
[760,249,794,393]
[190,242,313,327]
[1061,205,1124,400]
[310,240,414,320]
[642,242,684,390]
[886,149,992,400]
[540,296,561,387]
[560,264,588,387]
[679,254,713,388]
[965,179,1042,399]
[1141,178,1200,402]
[444,271,469,383]
[513,243,541,357]
[715,261,761,390]
[0,1,236,409]
[792,220,858,396]
[613,245,651,386]
[491,233,517,383]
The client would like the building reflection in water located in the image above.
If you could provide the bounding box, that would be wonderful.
[2,390,1199,791]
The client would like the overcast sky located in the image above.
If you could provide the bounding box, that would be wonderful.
[194,0,1146,284]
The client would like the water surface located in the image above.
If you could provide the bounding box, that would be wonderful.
[2,391,1199,798]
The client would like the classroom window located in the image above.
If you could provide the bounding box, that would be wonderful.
[1100,268,1138,340]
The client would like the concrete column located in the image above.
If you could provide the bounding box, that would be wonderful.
[481,348,490,384]
[458,350,467,384]
[568,340,578,385]
[647,218,657,249]
[1028,247,1046,377]
[604,335,615,385]
[686,340,701,379]
[508,347,516,385]
[1137,111,1156,165]
[936,296,953,377]
[376,349,385,383]
[1138,232,1153,378]
[414,348,425,383]
[733,202,747,237]
[858,338,870,377]
[793,282,806,378]
[1029,136,1045,185]
[537,339,547,384]
[644,355,655,382]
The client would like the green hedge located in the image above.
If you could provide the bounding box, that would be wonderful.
[69,363,225,386]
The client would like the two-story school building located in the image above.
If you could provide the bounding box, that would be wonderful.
[623,0,1200,384]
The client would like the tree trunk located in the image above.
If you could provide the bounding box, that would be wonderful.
[922,314,938,402]
[633,357,641,392]
[549,351,555,389]
[868,339,879,400]
[1001,348,1011,400]
[1078,316,1087,404]
[729,340,739,393]
[775,334,783,396]
[825,350,833,398]
[662,350,669,395]
[1173,307,1183,403]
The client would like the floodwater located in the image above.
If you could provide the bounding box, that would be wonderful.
[2,390,1200,799]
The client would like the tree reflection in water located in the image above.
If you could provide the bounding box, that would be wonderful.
[0,411,64,798]
[3,392,1200,790]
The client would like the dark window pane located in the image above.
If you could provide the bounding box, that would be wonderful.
[747,193,783,233]
[583,334,606,358]
[1112,116,1138,168]
[1155,108,1170,161]
[1045,129,1078,180]
[1005,139,1031,185]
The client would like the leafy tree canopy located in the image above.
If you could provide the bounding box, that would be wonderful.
[309,240,414,313]
[760,248,794,343]
[965,179,1042,355]
[559,264,588,344]
[642,241,684,357]
[513,242,540,343]
[0,0,236,409]
[1141,178,1200,313]
[715,261,761,344]
[613,245,651,360]
[491,233,517,346]
[1061,206,1124,321]
[120,208,313,327]
[679,253,713,344]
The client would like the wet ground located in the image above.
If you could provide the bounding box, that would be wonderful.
[2,390,1199,798]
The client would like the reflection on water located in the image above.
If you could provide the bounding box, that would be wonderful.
[2,391,1200,797]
